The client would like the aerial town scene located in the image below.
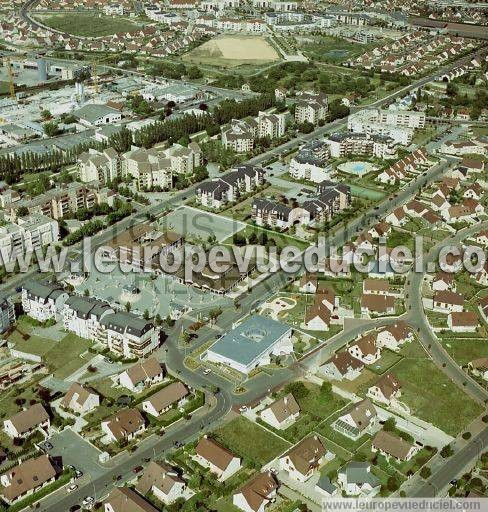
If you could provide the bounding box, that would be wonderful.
[0,0,487,511]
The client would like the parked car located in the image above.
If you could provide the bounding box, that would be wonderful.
[133,466,143,474]
[239,406,248,412]
[82,496,94,507]
[75,470,83,478]
[67,484,78,493]
[203,368,211,375]
[43,442,53,451]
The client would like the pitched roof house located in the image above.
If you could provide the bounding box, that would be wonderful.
[119,357,164,393]
[194,436,241,481]
[101,408,146,443]
[60,382,99,415]
[260,393,301,430]
[3,403,50,439]
[233,471,279,512]
[136,461,187,505]
[372,430,417,462]
[141,381,189,418]
[334,399,377,440]
[279,436,329,482]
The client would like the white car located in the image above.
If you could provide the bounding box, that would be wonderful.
[203,368,211,375]
[239,405,247,413]
[67,484,78,493]
[82,496,94,507]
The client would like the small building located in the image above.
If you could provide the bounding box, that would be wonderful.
[141,381,189,418]
[119,357,164,393]
[194,436,241,482]
[136,461,187,505]
[60,382,99,415]
[348,334,381,364]
[279,435,329,482]
[73,103,122,127]
[260,393,300,430]
[233,471,279,512]
[367,373,401,406]
[376,322,412,351]
[468,358,488,381]
[372,430,417,462]
[299,273,318,293]
[337,461,381,497]
[432,290,464,314]
[3,403,50,439]
[104,486,159,512]
[315,473,338,497]
[321,351,364,381]
[333,399,377,440]
[448,311,479,332]
[361,294,395,316]
[0,455,57,504]
[101,408,146,444]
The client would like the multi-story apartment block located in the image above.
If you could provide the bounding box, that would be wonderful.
[252,198,310,229]
[62,296,114,342]
[0,295,15,333]
[325,133,396,159]
[253,0,298,10]
[165,142,202,175]
[289,140,331,183]
[196,165,266,209]
[295,91,328,125]
[7,182,100,221]
[98,311,159,359]
[78,147,120,184]
[222,112,286,153]
[0,215,59,267]
[21,281,69,323]
[121,146,173,190]
[302,182,351,223]
[348,109,425,145]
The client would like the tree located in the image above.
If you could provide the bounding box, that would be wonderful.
[40,109,51,120]
[420,466,431,479]
[440,444,454,458]
[284,381,309,399]
[297,121,314,134]
[387,475,400,491]
[17,206,29,217]
[125,302,132,312]
[43,121,59,137]
[320,381,332,396]
[383,417,396,432]
[143,309,150,320]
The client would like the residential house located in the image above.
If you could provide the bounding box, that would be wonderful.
[119,357,164,393]
[136,461,187,505]
[385,207,407,227]
[104,487,159,512]
[448,311,479,332]
[363,279,391,296]
[233,471,279,512]
[101,408,146,444]
[299,273,318,293]
[361,294,395,316]
[333,399,377,440]
[376,322,412,351]
[432,291,464,313]
[367,373,401,407]
[337,462,381,496]
[304,300,331,331]
[432,272,456,292]
[468,358,488,381]
[348,334,381,364]
[60,382,99,415]
[372,430,417,462]
[194,436,241,481]
[260,393,300,430]
[3,403,50,439]
[321,352,364,381]
[141,381,189,418]
[315,473,338,497]
[280,436,329,482]
[0,455,57,505]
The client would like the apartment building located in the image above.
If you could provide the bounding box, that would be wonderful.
[196,165,265,209]
[98,311,159,359]
[222,111,286,153]
[289,140,332,183]
[295,91,328,125]
[302,182,351,223]
[7,182,100,221]
[0,215,58,267]
[21,281,68,322]
[121,146,173,190]
[78,147,120,184]
[325,132,396,159]
[0,294,15,333]
[348,109,425,145]
[252,198,310,229]
[62,296,114,342]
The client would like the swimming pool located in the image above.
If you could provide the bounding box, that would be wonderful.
[337,161,378,176]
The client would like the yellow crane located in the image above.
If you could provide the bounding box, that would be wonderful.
[5,57,15,99]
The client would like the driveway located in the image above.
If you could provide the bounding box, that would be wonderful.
[47,429,106,480]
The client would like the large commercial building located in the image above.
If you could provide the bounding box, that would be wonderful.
[206,315,293,374]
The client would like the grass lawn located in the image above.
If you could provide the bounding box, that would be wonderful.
[213,416,290,465]
[391,341,483,436]
[12,335,56,357]
[368,349,403,375]
[222,224,310,251]
[387,229,416,252]
[440,338,488,367]
[43,334,92,379]
[34,13,141,37]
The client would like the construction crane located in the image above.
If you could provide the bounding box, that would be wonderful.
[5,57,15,99]
[91,54,113,95]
